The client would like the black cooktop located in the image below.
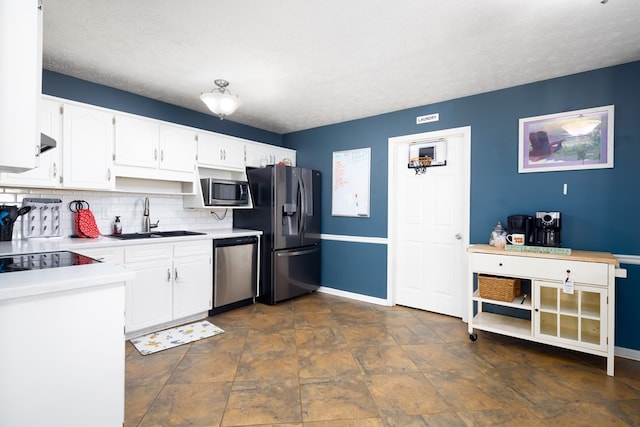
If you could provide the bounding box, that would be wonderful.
[0,251,99,273]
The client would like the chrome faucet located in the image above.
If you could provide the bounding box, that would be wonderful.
[143,197,159,232]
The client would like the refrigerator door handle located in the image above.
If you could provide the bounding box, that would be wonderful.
[276,247,317,257]
[298,174,306,237]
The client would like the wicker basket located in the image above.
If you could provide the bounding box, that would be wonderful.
[478,275,521,302]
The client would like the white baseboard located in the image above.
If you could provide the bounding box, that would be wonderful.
[317,286,391,306]
[615,346,640,361]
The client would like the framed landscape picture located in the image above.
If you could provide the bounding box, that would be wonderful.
[518,105,614,173]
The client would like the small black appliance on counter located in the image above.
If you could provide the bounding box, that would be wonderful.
[534,211,562,247]
[507,214,534,245]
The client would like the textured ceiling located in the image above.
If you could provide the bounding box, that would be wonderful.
[43,0,640,134]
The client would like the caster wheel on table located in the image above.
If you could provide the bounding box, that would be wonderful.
[469,333,477,341]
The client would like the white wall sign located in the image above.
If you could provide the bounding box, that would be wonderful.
[416,113,439,124]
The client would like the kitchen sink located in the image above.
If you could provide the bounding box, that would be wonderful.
[110,230,206,240]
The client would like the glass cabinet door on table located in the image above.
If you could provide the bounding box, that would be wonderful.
[534,280,607,351]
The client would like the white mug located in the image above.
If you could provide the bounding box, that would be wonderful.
[506,233,526,246]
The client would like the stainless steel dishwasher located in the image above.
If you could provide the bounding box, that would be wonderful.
[211,236,259,314]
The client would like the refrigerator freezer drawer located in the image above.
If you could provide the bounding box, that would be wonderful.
[272,245,320,303]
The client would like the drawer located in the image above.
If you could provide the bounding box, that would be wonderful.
[471,253,609,286]
[173,239,212,258]
[125,243,172,263]
[74,247,124,265]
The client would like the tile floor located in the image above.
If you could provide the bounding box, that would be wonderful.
[125,292,640,426]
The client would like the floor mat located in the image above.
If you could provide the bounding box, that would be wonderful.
[130,320,224,355]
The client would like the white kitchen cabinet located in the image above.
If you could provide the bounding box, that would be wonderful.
[467,244,620,375]
[160,124,198,173]
[114,113,159,169]
[197,131,245,171]
[1,98,62,187]
[245,140,296,168]
[124,239,212,337]
[0,280,126,427]
[62,103,115,190]
[113,115,197,182]
[0,0,42,173]
[172,240,214,319]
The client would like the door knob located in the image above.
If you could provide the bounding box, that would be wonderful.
[455,233,463,240]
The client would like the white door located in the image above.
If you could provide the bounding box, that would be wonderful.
[388,127,470,319]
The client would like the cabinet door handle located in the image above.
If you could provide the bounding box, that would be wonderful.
[160,150,164,162]
[167,269,171,282]
[107,168,112,181]
[154,148,158,160]
[52,162,57,178]
[174,268,178,281]
[498,263,503,267]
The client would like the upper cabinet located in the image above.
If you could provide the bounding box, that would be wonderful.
[1,98,63,187]
[114,114,159,169]
[159,124,198,174]
[62,103,115,190]
[113,114,196,182]
[0,94,296,195]
[0,0,42,173]
[196,132,245,171]
[245,141,296,168]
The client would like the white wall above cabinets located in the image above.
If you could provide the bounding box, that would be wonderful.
[196,132,245,171]
[0,0,43,173]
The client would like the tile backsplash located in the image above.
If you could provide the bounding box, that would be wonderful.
[0,187,232,239]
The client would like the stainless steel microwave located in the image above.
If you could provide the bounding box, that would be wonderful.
[200,178,250,207]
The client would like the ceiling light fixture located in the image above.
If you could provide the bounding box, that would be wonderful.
[200,79,240,119]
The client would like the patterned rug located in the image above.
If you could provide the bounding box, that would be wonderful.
[130,320,224,355]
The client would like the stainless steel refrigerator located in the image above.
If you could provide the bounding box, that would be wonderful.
[233,165,321,304]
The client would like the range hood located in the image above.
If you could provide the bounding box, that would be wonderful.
[40,133,57,154]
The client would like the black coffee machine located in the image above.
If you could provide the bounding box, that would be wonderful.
[507,214,534,245]
[534,211,561,247]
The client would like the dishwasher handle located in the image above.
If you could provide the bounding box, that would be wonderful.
[213,235,258,248]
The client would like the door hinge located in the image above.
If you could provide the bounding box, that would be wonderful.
[60,105,64,114]
[60,175,64,184]
[112,117,116,125]
[112,153,116,161]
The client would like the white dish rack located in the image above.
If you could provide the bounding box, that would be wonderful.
[21,198,63,238]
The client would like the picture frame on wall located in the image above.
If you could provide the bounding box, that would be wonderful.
[518,105,614,173]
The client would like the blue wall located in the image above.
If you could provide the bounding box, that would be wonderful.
[42,70,283,146]
[43,64,640,350]
[284,61,640,350]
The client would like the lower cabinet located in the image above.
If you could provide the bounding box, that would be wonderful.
[124,240,213,336]
[534,280,607,351]
[73,240,213,338]
[467,244,619,376]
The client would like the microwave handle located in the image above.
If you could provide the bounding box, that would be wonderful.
[240,184,248,202]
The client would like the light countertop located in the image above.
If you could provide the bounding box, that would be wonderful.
[0,228,261,301]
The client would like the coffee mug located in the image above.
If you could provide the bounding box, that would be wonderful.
[506,233,525,245]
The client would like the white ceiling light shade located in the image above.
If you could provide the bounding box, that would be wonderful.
[200,79,240,119]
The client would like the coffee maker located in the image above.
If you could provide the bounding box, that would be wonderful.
[534,211,561,247]
[507,214,534,245]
